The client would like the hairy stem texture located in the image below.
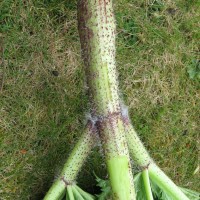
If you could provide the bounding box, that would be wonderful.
[78,0,135,199]
[123,116,189,200]
[44,121,97,200]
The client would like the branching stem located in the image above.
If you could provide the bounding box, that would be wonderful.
[78,0,135,199]
[44,120,97,200]
[124,119,189,200]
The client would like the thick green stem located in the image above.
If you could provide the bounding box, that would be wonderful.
[123,120,152,167]
[44,121,97,200]
[142,169,154,200]
[149,163,189,200]
[78,0,135,199]
[123,116,189,200]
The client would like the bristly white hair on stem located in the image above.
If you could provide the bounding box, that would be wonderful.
[84,112,98,127]
[120,101,130,119]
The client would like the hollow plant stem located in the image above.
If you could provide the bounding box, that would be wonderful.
[44,120,97,200]
[123,118,189,200]
[78,0,135,199]
[142,169,154,200]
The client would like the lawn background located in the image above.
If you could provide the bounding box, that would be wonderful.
[0,0,199,199]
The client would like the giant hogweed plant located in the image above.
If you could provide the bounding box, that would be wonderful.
[43,0,199,200]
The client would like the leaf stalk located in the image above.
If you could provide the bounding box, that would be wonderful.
[142,169,154,200]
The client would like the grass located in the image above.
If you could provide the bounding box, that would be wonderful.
[0,0,199,199]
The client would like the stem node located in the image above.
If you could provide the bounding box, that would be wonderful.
[60,177,73,187]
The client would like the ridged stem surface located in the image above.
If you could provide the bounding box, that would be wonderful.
[142,169,154,200]
[78,0,135,199]
[149,164,189,200]
[44,121,97,200]
[123,117,189,200]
